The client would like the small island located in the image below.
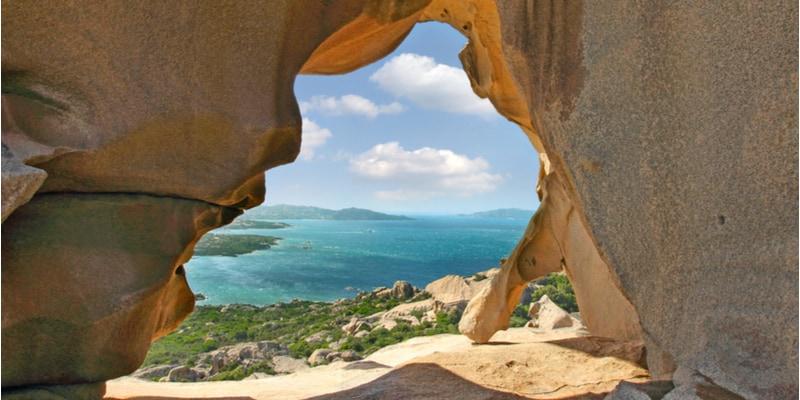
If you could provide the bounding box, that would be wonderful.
[194,234,281,257]
[226,220,291,230]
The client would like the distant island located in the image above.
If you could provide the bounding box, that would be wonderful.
[247,204,412,221]
[460,208,534,220]
[226,220,291,230]
[195,234,281,257]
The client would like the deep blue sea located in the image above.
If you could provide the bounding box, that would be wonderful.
[186,216,528,305]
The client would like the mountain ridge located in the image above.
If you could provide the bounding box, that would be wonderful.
[459,208,534,220]
[247,204,412,221]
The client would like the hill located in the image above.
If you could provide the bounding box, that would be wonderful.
[247,205,411,221]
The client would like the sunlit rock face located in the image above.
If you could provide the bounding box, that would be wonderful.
[489,1,797,398]
[1,0,796,399]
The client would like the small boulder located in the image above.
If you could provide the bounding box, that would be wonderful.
[340,350,362,362]
[308,348,333,366]
[528,294,574,330]
[604,381,653,400]
[131,364,179,380]
[325,351,342,363]
[166,366,199,382]
[390,280,415,299]
[305,331,328,344]
[341,317,370,335]
[272,355,309,374]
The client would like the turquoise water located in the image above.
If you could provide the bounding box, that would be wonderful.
[186,216,528,305]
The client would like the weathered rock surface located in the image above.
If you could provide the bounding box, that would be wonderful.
[308,349,335,366]
[424,273,493,308]
[527,294,577,330]
[604,381,675,400]
[460,168,643,344]
[390,280,416,299]
[341,317,371,336]
[165,366,199,383]
[271,356,309,374]
[106,329,649,400]
[488,2,798,398]
[130,365,179,381]
[1,194,236,388]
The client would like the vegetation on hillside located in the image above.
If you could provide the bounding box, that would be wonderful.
[144,294,457,368]
[142,272,577,380]
[531,273,578,312]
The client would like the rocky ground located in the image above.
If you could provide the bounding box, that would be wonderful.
[106,327,660,400]
[129,270,578,383]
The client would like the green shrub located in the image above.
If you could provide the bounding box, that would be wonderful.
[509,303,529,327]
[531,273,578,313]
[209,360,275,381]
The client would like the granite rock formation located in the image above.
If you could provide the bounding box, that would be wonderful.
[1,0,796,399]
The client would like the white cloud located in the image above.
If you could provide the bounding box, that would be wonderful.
[350,142,503,199]
[298,118,332,160]
[370,53,496,117]
[299,94,404,118]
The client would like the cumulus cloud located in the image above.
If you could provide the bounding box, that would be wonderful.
[298,118,332,160]
[299,94,404,118]
[370,53,496,117]
[350,142,503,199]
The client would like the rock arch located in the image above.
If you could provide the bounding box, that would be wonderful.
[2,1,796,399]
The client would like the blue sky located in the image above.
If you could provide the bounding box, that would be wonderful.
[265,22,539,214]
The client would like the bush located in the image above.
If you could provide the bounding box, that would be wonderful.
[509,303,529,327]
[531,273,578,313]
[209,360,275,381]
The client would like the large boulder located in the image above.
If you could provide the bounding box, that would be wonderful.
[527,295,575,330]
[424,274,491,307]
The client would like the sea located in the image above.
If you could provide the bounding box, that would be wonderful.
[186,216,529,305]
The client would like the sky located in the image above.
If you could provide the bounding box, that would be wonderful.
[264,22,540,214]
